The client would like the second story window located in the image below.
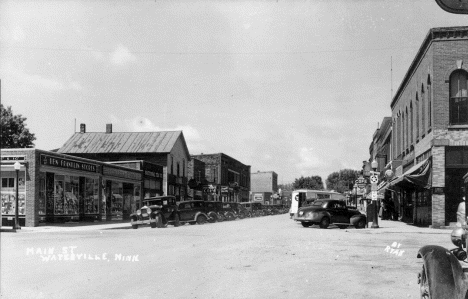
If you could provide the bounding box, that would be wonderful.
[450,70,468,125]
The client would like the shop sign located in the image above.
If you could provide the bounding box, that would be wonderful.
[253,194,263,201]
[41,155,97,173]
[103,166,142,180]
[1,155,26,161]
[221,186,229,193]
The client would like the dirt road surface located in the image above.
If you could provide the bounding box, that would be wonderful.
[1,214,453,299]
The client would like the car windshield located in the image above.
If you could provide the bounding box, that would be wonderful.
[312,201,326,208]
[143,200,162,206]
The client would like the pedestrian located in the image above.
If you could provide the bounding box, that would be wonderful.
[457,196,466,226]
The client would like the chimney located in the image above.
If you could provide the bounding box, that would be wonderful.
[80,123,86,133]
[106,123,112,134]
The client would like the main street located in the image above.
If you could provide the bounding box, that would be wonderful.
[1,215,453,299]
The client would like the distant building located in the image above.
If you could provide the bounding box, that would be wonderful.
[251,171,278,193]
[250,171,279,205]
[190,153,250,202]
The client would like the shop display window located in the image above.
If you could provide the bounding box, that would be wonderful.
[111,181,123,220]
[85,178,99,214]
[54,175,79,215]
[1,171,26,215]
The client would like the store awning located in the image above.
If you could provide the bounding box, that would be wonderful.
[463,171,468,183]
[389,159,431,189]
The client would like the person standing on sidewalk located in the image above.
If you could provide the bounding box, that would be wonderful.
[457,196,466,226]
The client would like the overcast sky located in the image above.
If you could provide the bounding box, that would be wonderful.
[1,0,467,185]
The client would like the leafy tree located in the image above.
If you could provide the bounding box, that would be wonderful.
[293,176,324,190]
[325,169,361,193]
[1,104,36,148]
[278,183,294,191]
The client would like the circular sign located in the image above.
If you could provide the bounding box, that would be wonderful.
[370,175,378,184]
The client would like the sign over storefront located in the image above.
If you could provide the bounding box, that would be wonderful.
[40,155,97,173]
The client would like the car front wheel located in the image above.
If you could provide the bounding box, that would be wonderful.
[196,215,207,225]
[319,217,330,229]
[355,219,366,229]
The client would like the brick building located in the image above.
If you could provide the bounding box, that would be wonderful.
[58,124,190,202]
[187,158,206,200]
[1,148,143,227]
[389,26,468,228]
[189,153,250,202]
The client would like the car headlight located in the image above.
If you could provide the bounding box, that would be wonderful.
[137,210,141,215]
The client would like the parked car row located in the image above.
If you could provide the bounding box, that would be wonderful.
[130,196,289,229]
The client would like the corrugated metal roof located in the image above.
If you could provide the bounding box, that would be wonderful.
[58,131,184,154]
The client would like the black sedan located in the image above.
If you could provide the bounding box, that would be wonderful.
[293,199,366,229]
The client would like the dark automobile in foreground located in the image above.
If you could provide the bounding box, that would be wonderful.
[293,199,366,229]
[130,196,177,229]
[417,227,468,299]
[130,197,211,228]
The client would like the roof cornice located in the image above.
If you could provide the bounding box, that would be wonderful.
[391,26,468,109]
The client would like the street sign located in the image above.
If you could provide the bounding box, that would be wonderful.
[356,176,366,189]
[370,175,378,184]
[371,191,378,201]
[371,184,378,191]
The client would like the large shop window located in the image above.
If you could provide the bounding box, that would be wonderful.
[111,181,123,220]
[54,175,79,215]
[144,178,161,198]
[450,70,468,125]
[1,171,26,215]
[446,147,468,168]
[85,178,99,214]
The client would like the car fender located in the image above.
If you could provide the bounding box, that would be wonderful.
[193,211,208,221]
[417,245,468,299]
[350,214,366,225]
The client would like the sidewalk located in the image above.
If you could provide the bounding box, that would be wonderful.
[353,219,451,235]
[0,220,131,233]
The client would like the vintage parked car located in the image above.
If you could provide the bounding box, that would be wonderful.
[228,202,249,219]
[417,226,468,299]
[176,200,211,225]
[204,201,227,223]
[130,196,177,229]
[240,202,264,217]
[293,199,366,229]
[220,202,238,221]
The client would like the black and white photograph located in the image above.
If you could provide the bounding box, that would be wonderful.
[1,1,468,298]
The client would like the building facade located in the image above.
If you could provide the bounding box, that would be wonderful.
[389,26,468,228]
[1,149,142,227]
[250,171,279,205]
[189,153,251,202]
[57,124,190,201]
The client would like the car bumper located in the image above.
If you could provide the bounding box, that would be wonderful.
[294,214,320,222]
[130,217,154,226]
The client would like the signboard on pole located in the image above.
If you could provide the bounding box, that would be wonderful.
[371,191,378,201]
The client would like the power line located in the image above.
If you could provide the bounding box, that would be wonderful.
[2,45,417,55]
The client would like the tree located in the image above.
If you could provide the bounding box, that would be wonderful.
[325,169,361,193]
[293,176,324,190]
[278,183,294,191]
[1,104,36,148]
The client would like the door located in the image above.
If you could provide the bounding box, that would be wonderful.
[178,202,193,221]
[330,201,349,223]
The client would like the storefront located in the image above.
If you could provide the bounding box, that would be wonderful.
[1,155,27,226]
[388,159,432,226]
[1,149,142,227]
[107,161,163,199]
